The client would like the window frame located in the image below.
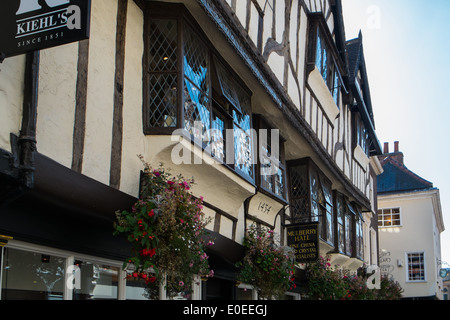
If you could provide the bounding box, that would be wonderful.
[353,112,370,156]
[287,158,334,245]
[406,252,427,282]
[307,13,346,109]
[1,241,126,300]
[253,114,287,202]
[142,3,255,184]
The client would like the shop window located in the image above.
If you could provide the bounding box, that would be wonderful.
[287,159,334,245]
[1,248,65,300]
[143,3,254,182]
[407,252,426,282]
[72,260,119,300]
[126,278,152,300]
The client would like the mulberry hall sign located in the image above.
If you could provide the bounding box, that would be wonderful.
[286,222,319,263]
[0,0,91,58]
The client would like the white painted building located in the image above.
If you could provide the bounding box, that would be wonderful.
[377,142,445,300]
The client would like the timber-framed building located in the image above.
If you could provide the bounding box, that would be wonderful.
[0,0,383,300]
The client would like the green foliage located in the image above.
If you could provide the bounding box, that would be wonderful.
[113,156,213,299]
[236,225,296,300]
[303,255,403,300]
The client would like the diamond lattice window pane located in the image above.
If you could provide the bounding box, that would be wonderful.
[210,112,226,162]
[149,19,178,72]
[148,74,177,127]
[184,78,211,142]
[183,25,209,95]
[234,125,253,178]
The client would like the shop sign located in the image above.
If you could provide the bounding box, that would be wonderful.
[286,222,319,263]
[0,0,91,59]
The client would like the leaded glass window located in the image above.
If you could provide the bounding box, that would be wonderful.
[312,21,342,108]
[288,160,334,244]
[143,6,255,183]
[183,25,211,142]
[320,177,333,245]
[147,19,178,128]
[336,194,346,254]
[289,164,310,223]
[345,201,356,257]
[255,116,286,200]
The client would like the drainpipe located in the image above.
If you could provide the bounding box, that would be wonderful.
[18,51,40,189]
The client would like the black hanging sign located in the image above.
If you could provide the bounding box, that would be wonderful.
[0,0,91,59]
[286,222,319,263]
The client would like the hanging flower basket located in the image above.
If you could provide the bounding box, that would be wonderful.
[236,225,296,300]
[113,156,214,299]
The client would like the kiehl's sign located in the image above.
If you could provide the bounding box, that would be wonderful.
[0,0,91,58]
[286,222,319,263]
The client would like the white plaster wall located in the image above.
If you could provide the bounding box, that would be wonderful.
[274,0,284,42]
[248,2,259,46]
[262,0,274,47]
[378,193,438,298]
[235,0,247,28]
[0,55,26,152]
[119,0,145,197]
[82,0,118,185]
[36,42,78,168]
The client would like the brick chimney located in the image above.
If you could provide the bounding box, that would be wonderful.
[391,141,404,165]
[380,141,404,165]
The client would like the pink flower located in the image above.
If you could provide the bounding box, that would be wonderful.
[153,170,161,177]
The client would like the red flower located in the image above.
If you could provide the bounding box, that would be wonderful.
[146,276,157,284]
[140,248,156,257]
[148,209,155,217]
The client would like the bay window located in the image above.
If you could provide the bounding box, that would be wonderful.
[308,14,345,108]
[354,112,370,156]
[143,3,254,181]
[287,159,334,245]
[254,115,286,201]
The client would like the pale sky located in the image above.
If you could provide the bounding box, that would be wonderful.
[342,0,450,267]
